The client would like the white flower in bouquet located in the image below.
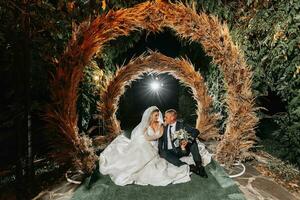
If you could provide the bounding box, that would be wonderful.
[172,129,193,147]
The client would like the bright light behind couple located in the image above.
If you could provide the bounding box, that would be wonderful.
[149,77,164,91]
[142,73,172,104]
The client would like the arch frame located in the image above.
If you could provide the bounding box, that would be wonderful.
[97,51,220,142]
[46,1,258,172]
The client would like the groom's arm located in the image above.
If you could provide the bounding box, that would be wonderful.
[184,123,200,139]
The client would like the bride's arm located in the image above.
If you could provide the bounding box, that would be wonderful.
[143,128,155,141]
[143,125,164,141]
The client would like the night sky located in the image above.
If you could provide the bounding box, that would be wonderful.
[117,73,181,129]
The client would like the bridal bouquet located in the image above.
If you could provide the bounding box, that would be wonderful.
[172,129,194,147]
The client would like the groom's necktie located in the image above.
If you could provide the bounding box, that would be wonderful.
[169,125,172,140]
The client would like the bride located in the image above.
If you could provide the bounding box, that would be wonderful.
[99,106,212,186]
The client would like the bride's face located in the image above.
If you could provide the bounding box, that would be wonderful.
[151,111,160,123]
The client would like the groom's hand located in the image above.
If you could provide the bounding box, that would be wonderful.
[180,140,188,150]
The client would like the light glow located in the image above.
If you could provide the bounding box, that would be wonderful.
[150,81,161,91]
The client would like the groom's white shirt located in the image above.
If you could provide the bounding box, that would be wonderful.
[167,121,177,149]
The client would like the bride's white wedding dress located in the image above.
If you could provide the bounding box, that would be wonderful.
[99,106,212,186]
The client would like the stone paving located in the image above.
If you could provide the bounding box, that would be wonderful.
[232,162,300,200]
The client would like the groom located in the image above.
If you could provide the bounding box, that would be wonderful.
[158,109,208,178]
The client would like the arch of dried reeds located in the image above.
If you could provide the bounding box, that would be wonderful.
[97,51,220,142]
[46,1,258,173]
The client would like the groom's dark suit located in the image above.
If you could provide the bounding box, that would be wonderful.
[158,120,202,167]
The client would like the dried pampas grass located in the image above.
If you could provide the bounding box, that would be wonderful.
[96,51,220,144]
[47,0,258,171]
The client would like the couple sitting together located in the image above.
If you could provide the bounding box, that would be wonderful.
[99,106,212,186]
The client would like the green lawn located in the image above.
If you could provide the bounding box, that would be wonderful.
[71,160,245,200]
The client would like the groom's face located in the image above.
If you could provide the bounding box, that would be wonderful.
[164,113,176,125]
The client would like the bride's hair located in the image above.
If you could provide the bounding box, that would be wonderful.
[149,108,160,123]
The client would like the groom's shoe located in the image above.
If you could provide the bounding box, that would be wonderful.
[189,164,199,175]
[195,161,208,178]
[198,166,208,178]
[190,165,208,178]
